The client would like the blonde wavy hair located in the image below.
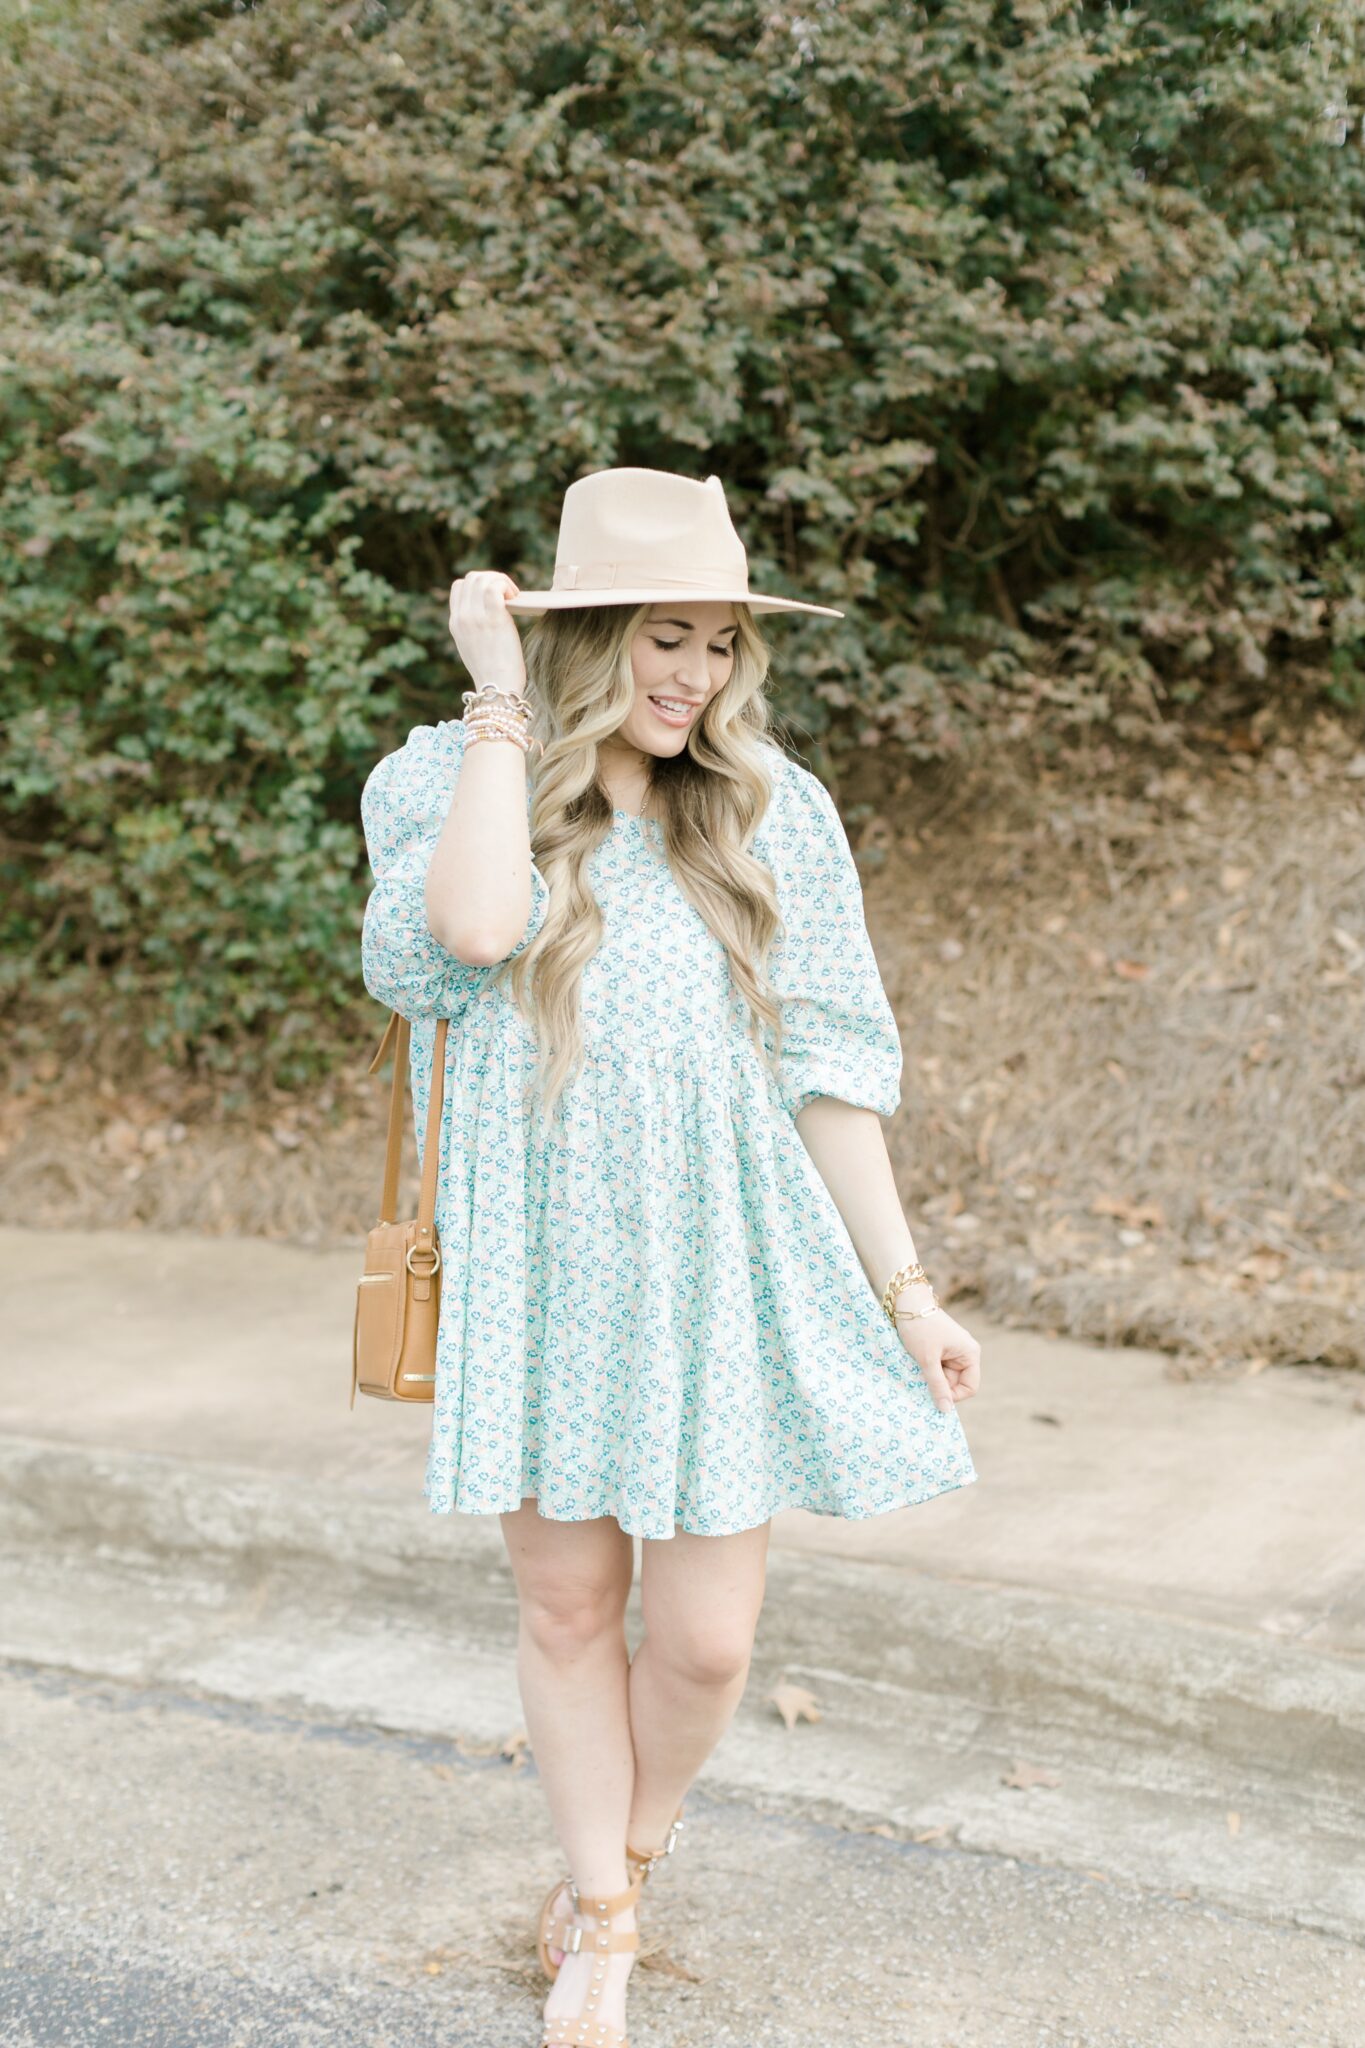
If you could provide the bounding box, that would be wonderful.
[489,600,791,1124]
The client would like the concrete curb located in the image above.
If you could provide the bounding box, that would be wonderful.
[5,1432,1364,1942]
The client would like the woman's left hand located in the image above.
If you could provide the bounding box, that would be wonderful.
[894,1299,982,1416]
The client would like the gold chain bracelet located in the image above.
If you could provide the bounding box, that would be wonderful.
[880,1257,941,1328]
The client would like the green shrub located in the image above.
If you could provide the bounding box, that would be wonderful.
[2,0,1362,1076]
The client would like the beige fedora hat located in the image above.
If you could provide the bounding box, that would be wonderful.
[502,466,843,619]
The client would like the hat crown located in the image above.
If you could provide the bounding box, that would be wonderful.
[500,463,843,618]
[551,468,748,595]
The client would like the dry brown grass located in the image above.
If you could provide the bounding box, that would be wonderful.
[850,704,1365,1379]
[2,703,1362,1377]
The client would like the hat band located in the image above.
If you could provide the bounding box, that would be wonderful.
[552,560,750,594]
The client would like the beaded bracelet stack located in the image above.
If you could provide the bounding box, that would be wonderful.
[880,1257,941,1328]
[460,682,544,759]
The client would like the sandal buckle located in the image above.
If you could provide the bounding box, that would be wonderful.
[563,1923,583,1953]
[636,1815,684,1879]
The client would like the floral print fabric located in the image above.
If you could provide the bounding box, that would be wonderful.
[360,718,978,1539]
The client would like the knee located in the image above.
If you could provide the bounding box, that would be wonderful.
[519,1573,628,1662]
[651,1618,755,1690]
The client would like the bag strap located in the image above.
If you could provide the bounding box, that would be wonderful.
[367,1010,449,1237]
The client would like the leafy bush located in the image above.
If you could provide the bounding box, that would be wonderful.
[2,0,1362,1076]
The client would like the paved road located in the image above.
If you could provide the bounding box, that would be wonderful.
[4,1659,1363,2048]
[4,1225,1364,2043]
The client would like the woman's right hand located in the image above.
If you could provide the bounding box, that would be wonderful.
[449,570,528,697]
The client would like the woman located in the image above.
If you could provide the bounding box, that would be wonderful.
[359,466,982,2048]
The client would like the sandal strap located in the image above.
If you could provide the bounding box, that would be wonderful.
[626,1808,685,1874]
[543,1907,577,1950]
[541,2022,628,2048]
[569,1874,642,1916]
[561,1922,639,1956]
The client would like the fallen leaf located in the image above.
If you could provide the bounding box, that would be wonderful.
[1112,958,1150,981]
[502,1726,532,1769]
[100,1118,142,1162]
[431,1762,455,1781]
[1091,1192,1166,1230]
[1227,1810,1241,1836]
[1236,1246,1288,1283]
[769,1681,823,1729]
[856,813,894,853]
[1084,1869,1111,1882]
[1002,1760,1061,1789]
[638,1945,704,1983]
[912,1824,951,1844]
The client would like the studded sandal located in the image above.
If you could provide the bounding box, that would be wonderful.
[538,1873,641,2048]
[536,1805,685,1980]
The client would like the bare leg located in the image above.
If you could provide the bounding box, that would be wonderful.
[626,1519,772,1856]
[499,1497,638,2037]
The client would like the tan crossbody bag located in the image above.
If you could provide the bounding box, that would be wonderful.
[350,1009,449,1409]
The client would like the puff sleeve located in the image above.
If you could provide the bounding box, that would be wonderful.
[760,757,904,1121]
[359,718,548,1023]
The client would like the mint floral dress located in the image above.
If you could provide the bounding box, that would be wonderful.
[360,718,978,1540]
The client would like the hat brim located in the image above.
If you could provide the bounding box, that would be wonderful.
[504,586,843,620]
